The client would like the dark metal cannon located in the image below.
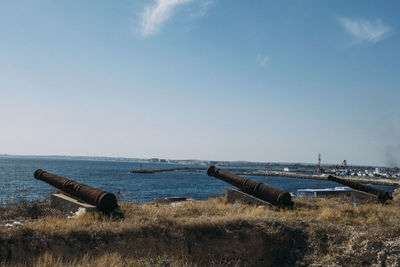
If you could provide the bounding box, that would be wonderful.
[34,169,119,212]
[328,175,392,203]
[207,166,293,206]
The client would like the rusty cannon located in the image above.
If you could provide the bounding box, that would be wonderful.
[328,175,392,203]
[34,169,119,213]
[207,165,293,207]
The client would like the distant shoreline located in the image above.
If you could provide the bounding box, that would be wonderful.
[0,154,393,169]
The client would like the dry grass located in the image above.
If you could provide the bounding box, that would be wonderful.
[281,197,400,225]
[1,196,400,266]
[1,252,177,267]
[24,196,400,234]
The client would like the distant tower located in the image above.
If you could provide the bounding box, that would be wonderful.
[342,160,347,171]
[318,153,321,170]
[316,153,323,173]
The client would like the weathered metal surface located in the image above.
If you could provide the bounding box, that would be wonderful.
[207,166,293,206]
[328,175,392,203]
[227,188,271,206]
[34,169,118,212]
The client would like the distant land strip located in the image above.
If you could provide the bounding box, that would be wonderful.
[243,170,400,187]
[131,167,206,174]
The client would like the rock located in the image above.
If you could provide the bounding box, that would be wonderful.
[392,188,400,202]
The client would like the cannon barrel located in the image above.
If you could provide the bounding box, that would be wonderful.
[207,166,293,206]
[328,175,392,203]
[34,169,118,212]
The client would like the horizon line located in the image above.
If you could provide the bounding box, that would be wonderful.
[0,153,390,168]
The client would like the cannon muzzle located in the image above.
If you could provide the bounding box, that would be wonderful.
[328,175,392,203]
[207,166,293,206]
[34,169,118,213]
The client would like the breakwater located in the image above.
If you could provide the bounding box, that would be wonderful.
[242,170,400,187]
[131,167,206,174]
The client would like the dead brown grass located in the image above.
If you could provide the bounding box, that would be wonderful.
[1,196,400,266]
[25,196,400,233]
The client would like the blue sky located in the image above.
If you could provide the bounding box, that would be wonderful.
[0,0,399,166]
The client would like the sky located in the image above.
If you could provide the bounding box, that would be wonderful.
[0,0,399,166]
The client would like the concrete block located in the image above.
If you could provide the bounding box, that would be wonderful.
[51,193,96,212]
[393,188,400,202]
[227,188,271,207]
[351,190,378,202]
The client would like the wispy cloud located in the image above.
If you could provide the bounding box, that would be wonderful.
[188,0,215,19]
[136,0,214,38]
[337,17,391,44]
[256,53,269,67]
[140,0,191,37]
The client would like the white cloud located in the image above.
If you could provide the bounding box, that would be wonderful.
[188,0,215,19]
[135,0,215,37]
[337,17,391,44]
[140,0,192,37]
[256,53,269,67]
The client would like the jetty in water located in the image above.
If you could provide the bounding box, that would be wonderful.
[131,167,206,174]
[241,170,400,187]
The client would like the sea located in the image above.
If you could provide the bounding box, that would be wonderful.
[0,156,396,205]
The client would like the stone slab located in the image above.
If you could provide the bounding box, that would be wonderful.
[226,188,272,207]
[351,190,378,202]
[393,188,400,202]
[51,193,96,212]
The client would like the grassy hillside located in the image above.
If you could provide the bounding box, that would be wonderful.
[1,196,400,266]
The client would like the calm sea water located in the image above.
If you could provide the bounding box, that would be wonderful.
[0,156,396,204]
